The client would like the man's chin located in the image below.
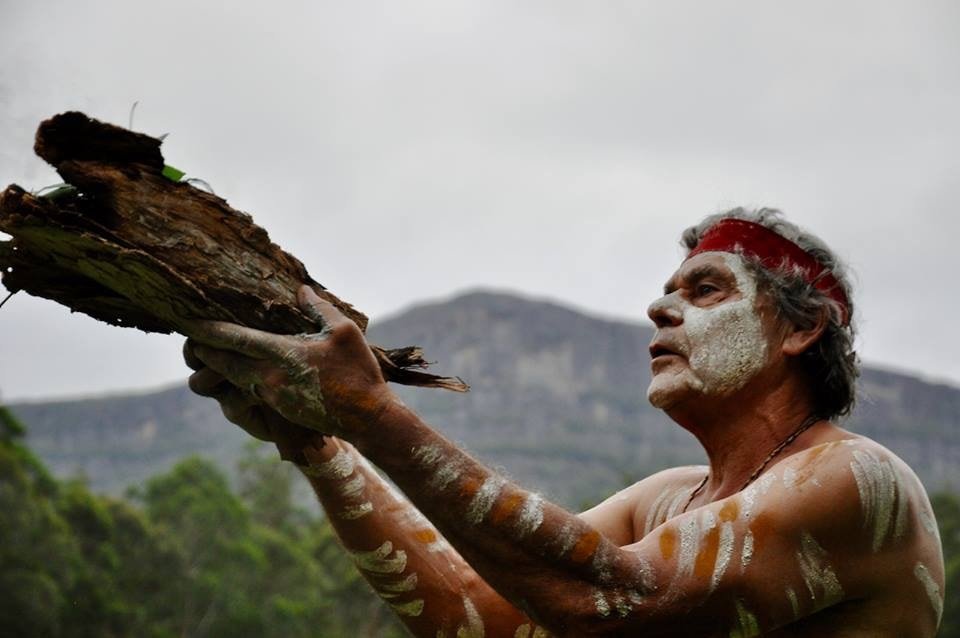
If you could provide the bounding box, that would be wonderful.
[646,373,703,410]
[647,387,681,410]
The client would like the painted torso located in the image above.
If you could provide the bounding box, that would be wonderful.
[612,433,944,637]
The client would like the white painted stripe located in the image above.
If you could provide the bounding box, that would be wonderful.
[786,587,800,619]
[457,596,485,637]
[729,598,761,638]
[390,598,425,617]
[850,449,903,552]
[465,476,507,525]
[796,531,844,608]
[594,590,611,617]
[379,572,419,593]
[352,541,408,574]
[914,562,944,622]
[339,473,366,499]
[740,530,754,571]
[711,522,735,592]
[515,494,544,538]
[338,502,374,520]
[644,488,674,535]
[302,449,355,479]
[430,461,463,491]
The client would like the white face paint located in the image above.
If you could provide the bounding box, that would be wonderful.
[647,253,769,409]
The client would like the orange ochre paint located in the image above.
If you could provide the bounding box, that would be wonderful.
[569,530,602,563]
[414,529,437,544]
[794,442,833,486]
[693,525,721,579]
[491,491,526,525]
[719,500,739,522]
[749,511,776,554]
[659,527,677,560]
[458,476,481,500]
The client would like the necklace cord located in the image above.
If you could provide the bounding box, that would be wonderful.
[682,414,821,513]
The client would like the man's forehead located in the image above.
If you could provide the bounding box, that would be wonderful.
[662,252,743,293]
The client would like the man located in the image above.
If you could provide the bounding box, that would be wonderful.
[185,209,944,636]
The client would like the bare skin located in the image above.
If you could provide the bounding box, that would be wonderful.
[185,252,945,637]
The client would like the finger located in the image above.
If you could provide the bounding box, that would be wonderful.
[186,320,290,359]
[192,343,268,388]
[217,386,273,441]
[297,285,348,332]
[183,339,206,371]
[188,367,229,397]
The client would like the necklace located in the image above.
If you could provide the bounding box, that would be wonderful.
[682,414,821,513]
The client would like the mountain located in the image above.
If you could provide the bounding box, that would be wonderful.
[9,290,960,508]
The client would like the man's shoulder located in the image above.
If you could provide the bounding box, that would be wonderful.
[760,433,945,627]
[578,464,708,544]
[772,433,929,512]
[631,464,709,537]
[628,464,709,496]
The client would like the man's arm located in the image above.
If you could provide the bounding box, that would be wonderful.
[345,400,883,636]
[296,436,557,637]
[185,340,547,636]
[187,287,925,636]
[578,466,709,546]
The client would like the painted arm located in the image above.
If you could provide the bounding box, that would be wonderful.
[187,287,934,636]
[184,341,544,637]
[296,435,556,637]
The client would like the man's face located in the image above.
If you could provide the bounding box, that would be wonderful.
[646,252,772,410]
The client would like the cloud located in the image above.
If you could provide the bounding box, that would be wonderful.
[1,0,958,399]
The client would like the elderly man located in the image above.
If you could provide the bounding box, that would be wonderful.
[185,209,944,637]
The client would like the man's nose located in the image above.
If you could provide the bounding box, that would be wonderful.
[647,294,683,328]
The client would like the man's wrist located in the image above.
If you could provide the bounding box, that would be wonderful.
[273,425,329,467]
[295,436,348,476]
[350,391,419,460]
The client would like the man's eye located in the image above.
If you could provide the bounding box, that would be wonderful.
[696,284,718,296]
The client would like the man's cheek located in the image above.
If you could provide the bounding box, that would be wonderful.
[684,300,767,395]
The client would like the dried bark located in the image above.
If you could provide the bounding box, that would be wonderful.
[0,112,467,392]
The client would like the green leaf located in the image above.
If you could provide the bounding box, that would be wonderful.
[161,165,186,182]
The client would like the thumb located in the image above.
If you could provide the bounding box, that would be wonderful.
[297,285,346,331]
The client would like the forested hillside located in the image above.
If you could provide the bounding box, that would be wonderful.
[0,405,408,637]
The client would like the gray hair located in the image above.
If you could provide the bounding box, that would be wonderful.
[681,207,859,420]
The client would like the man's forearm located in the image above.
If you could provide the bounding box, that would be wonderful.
[296,437,539,637]
[347,400,657,635]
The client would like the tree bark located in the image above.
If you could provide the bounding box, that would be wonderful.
[0,112,466,392]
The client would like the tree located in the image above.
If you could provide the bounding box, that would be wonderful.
[0,403,77,637]
[934,492,959,637]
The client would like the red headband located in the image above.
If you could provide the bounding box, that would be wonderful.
[686,218,850,325]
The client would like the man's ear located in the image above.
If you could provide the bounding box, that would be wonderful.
[781,307,830,356]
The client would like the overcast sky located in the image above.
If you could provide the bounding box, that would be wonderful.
[1,0,958,401]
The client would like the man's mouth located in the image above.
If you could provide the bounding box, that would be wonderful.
[649,343,682,360]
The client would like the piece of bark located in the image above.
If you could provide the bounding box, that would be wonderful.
[0,112,467,392]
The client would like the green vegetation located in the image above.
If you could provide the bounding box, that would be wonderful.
[0,404,956,636]
[935,492,960,637]
[0,407,405,637]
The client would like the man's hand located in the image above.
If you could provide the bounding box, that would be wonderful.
[183,336,329,464]
[184,285,392,441]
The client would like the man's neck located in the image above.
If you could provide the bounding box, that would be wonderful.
[668,372,819,503]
